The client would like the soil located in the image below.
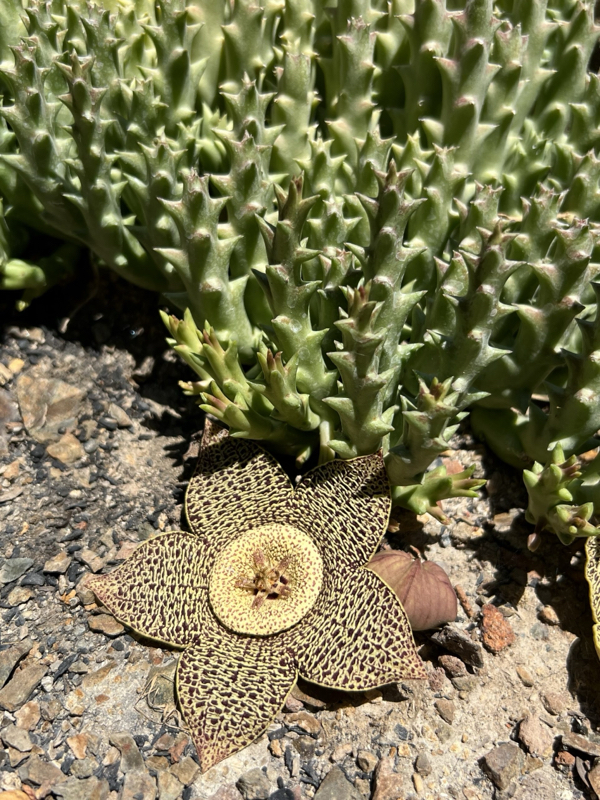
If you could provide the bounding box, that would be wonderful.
[0,270,599,800]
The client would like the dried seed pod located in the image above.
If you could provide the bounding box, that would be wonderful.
[368,549,457,631]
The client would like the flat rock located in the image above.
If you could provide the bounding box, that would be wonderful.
[78,548,105,573]
[54,776,110,800]
[17,374,86,444]
[517,715,554,758]
[121,770,156,800]
[589,763,600,796]
[1,725,32,752]
[170,756,199,786]
[371,757,404,800]
[516,666,534,687]
[0,663,47,711]
[109,732,144,772]
[157,771,183,800]
[0,558,33,585]
[88,614,125,637]
[561,732,600,758]
[284,710,321,735]
[70,757,98,779]
[14,700,40,731]
[7,586,34,606]
[431,626,484,668]
[541,691,567,716]
[43,552,71,574]
[356,750,378,773]
[314,766,361,800]
[46,433,85,465]
[66,733,89,760]
[208,788,244,800]
[434,699,455,725]
[438,655,467,678]
[481,743,524,790]
[18,754,67,787]
[481,604,515,654]
[236,768,270,800]
[0,639,32,689]
[108,403,133,428]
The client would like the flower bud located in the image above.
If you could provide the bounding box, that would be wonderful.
[368,549,457,631]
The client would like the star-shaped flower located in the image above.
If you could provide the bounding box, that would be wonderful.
[86,419,425,771]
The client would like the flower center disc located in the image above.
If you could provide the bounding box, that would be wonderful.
[209,524,323,636]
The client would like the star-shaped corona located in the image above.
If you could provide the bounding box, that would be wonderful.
[86,419,425,772]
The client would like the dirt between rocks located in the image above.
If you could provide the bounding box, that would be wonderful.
[1,273,600,800]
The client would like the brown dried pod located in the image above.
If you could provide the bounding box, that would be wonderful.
[368,548,457,631]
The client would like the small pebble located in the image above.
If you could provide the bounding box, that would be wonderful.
[516,666,535,687]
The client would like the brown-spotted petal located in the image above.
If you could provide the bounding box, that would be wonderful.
[185,419,293,558]
[177,635,297,772]
[86,531,214,648]
[586,537,600,659]
[290,453,390,570]
[285,567,425,690]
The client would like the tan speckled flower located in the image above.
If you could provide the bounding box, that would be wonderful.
[86,419,425,772]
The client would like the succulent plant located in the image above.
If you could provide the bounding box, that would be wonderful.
[3,1,600,640]
[86,419,424,770]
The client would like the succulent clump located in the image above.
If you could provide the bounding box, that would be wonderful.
[210,523,323,635]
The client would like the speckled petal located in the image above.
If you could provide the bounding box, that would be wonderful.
[586,537,600,658]
[177,636,297,772]
[185,419,293,558]
[290,453,391,570]
[285,567,425,689]
[86,531,213,647]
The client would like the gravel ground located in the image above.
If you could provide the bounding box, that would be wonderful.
[1,273,600,800]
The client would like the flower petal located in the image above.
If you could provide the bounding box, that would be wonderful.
[586,537,600,658]
[86,532,213,648]
[286,567,425,689]
[177,636,297,772]
[186,419,293,557]
[290,453,390,569]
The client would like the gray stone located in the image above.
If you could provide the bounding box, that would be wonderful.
[19,754,67,788]
[517,715,554,758]
[481,743,524,790]
[46,433,85,464]
[108,403,133,428]
[0,639,32,689]
[236,768,271,800]
[109,732,145,772]
[0,557,33,584]
[121,770,156,800]
[356,750,378,773]
[434,699,455,724]
[314,766,361,800]
[371,757,404,800]
[1,723,32,752]
[43,552,71,574]
[0,663,47,711]
[157,770,183,800]
[169,756,199,786]
[70,756,98,778]
[17,374,86,443]
[54,776,110,800]
[561,732,600,758]
[415,752,432,776]
[431,626,484,668]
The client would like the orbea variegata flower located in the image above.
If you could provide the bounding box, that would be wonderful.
[86,419,425,771]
